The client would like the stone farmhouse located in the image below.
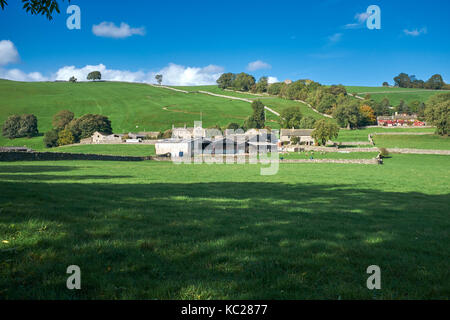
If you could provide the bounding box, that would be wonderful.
[280,129,315,145]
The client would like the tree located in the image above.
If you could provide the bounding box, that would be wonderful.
[216,73,235,89]
[18,114,39,137]
[312,120,339,146]
[359,105,377,126]
[425,93,449,135]
[373,98,391,116]
[267,82,283,96]
[382,82,389,87]
[279,106,303,128]
[332,101,361,129]
[2,114,38,139]
[67,114,112,141]
[52,110,74,130]
[249,100,265,129]
[233,72,255,91]
[396,100,410,114]
[2,115,21,139]
[155,74,163,85]
[254,76,268,93]
[393,73,411,88]
[76,114,112,139]
[425,74,445,90]
[0,0,69,20]
[44,129,59,148]
[69,76,77,83]
[327,85,347,96]
[299,116,316,129]
[57,128,75,146]
[87,71,101,81]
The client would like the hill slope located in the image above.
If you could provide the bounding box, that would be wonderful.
[0,80,257,149]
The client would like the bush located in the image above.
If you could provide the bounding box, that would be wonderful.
[2,114,38,139]
[44,129,60,148]
[57,129,75,146]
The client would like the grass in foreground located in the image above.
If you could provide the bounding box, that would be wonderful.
[0,154,449,299]
[336,127,435,142]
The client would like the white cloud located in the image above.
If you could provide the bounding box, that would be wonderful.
[150,63,224,86]
[403,27,427,37]
[0,68,48,82]
[327,33,343,45]
[1,62,224,86]
[247,60,271,71]
[92,22,146,39]
[54,64,146,82]
[0,40,19,66]
[268,76,279,84]
[53,63,223,85]
[343,12,369,29]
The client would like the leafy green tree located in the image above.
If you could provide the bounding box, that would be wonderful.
[250,100,265,129]
[382,82,389,87]
[327,85,347,96]
[155,74,163,85]
[425,93,449,135]
[87,71,101,81]
[254,76,269,93]
[394,73,412,88]
[18,114,39,137]
[332,101,361,129]
[267,82,283,96]
[299,116,316,129]
[0,0,69,20]
[57,128,75,146]
[312,120,339,146]
[77,114,112,139]
[396,100,410,114]
[425,74,445,90]
[69,76,77,83]
[279,106,303,128]
[2,114,38,139]
[233,72,255,91]
[52,110,74,130]
[216,73,235,89]
[44,129,59,148]
[2,115,21,139]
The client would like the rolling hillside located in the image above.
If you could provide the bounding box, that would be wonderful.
[345,86,448,105]
[0,80,259,149]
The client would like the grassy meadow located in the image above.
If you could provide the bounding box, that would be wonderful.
[0,154,449,299]
[373,134,450,150]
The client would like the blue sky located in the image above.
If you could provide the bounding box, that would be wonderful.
[0,0,449,85]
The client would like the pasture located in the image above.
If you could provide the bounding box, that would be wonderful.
[0,154,449,299]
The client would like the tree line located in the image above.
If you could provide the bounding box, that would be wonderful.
[389,73,449,90]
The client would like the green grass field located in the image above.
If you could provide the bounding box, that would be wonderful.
[49,144,156,156]
[373,135,450,150]
[0,154,449,299]
[345,86,449,105]
[279,152,378,160]
[336,127,435,142]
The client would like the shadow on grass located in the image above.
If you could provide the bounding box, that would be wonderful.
[0,179,448,299]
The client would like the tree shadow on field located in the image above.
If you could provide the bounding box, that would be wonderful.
[0,178,449,300]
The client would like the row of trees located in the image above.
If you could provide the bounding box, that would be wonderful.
[2,114,39,139]
[44,110,113,148]
[391,73,449,90]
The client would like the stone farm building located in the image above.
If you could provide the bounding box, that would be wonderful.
[91,131,159,144]
[280,129,315,145]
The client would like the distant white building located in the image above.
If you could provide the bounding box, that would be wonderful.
[280,129,315,145]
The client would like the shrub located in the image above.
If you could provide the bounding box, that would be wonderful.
[44,129,59,148]
[2,114,38,139]
[57,129,75,146]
